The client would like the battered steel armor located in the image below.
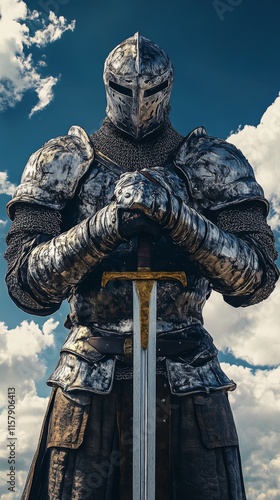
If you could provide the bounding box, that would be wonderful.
[5,33,279,500]
[6,123,277,395]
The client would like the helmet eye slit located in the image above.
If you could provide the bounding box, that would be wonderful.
[109,80,132,96]
[143,80,169,97]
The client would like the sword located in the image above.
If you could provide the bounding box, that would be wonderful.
[102,234,187,499]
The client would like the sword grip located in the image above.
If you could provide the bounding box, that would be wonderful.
[137,233,152,270]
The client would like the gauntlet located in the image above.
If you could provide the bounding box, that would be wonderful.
[27,202,123,304]
[114,167,182,229]
[169,203,263,296]
[115,169,264,297]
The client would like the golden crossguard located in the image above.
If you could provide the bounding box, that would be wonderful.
[101,269,187,349]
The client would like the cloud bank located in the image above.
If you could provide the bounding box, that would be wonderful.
[204,281,280,367]
[227,94,280,233]
[0,0,75,116]
[0,172,16,196]
[224,363,280,500]
[0,318,59,499]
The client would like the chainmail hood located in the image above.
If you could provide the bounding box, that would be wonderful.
[91,118,183,171]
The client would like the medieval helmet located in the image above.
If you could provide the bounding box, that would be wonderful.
[103,33,174,141]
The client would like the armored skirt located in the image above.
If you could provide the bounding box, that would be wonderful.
[22,376,246,500]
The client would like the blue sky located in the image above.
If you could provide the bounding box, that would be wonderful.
[0,1,280,498]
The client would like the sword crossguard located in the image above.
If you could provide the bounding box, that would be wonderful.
[101,270,187,349]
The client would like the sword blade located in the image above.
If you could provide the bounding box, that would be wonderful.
[133,280,157,500]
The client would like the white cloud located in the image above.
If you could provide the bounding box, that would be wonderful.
[0,390,49,499]
[0,0,75,116]
[227,94,280,231]
[0,318,59,498]
[0,318,56,363]
[28,74,58,117]
[225,364,280,500]
[30,10,75,46]
[0,172,16,195]
[204,281,280,367]
[0,318,58,405]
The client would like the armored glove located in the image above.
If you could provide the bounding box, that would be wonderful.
[115,169,264,297]
[115,167,183,231]
[26,202,123,305]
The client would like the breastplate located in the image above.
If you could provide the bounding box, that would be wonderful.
[66,152,211,333]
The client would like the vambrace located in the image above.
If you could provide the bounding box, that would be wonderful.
[169,202,264,299]
[27,202,122,305]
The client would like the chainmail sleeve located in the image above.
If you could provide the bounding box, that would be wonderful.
[213,202,279,307]
[5,203,62,315]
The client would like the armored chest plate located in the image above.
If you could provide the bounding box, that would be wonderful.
[74,153,123,223]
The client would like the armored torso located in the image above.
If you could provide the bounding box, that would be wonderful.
[67,147,209,333]
[6,119,276,395]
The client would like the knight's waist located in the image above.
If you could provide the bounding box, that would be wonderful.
[60,322,208,364]
[86,336,200,357]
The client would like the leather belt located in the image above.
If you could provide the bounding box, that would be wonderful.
[87,337,200,357]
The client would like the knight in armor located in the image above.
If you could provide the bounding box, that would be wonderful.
[5,33,279,499]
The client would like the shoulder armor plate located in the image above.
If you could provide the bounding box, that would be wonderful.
[174,127,268,213]
[7,126,94,219]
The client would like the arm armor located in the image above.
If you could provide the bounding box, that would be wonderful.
[5,125,124,314]
[170,126,278,305]
[5,202,122,314]
[169,200,278,306]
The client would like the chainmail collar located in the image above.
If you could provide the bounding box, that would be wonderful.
[91,118,184,171]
